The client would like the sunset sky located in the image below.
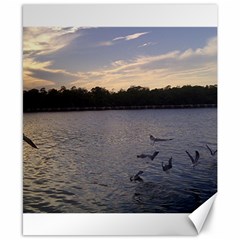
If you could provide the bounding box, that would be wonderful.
[23,27,217,91]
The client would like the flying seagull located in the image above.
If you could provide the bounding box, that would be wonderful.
[137,151,159,161]
[186,150,199,166]
[130,171,144,182]
[162,157,173,171]
[206,144,217,156]
[150,134,173,145]
[23,134,38,149]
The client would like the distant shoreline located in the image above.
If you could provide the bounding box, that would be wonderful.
[23,104,217,113]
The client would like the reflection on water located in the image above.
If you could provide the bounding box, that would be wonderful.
[23,109,217,213]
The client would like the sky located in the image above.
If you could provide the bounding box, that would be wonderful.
[23,27,217,91]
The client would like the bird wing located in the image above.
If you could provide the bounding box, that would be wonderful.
[150,151,159,160]
[186,151,195,164]
[23,134,38,149]
[149,135,156,145]
[206,144,213,155]
[149,135,155,141]
[168,157,172,167]
[136,171,144,176]
[195,151,200,162]
[136,176,144,182]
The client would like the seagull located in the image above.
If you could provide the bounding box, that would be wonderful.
[162,157,173,171]
[206,144,217,156]
[130,171,144,182]
[23,134,38,149]
[137,151,159,161]
[186,150,199,166]
[150,134,173,145]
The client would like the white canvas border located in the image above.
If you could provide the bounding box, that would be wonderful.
[23,213,196,236]
[23,4,217,27]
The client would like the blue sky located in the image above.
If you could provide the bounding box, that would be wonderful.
[23,27,217,91]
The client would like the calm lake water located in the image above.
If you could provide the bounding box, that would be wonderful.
[23,108,217,213]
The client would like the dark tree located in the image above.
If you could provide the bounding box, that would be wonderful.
[23,85,217,112]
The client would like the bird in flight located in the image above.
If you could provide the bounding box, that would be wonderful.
[206,144,217,156]
[137,151,159,161]
[23,134,38,149]
[150,134,173,145]
[130,171,144,182]
[186,150,200,166]
[162,157,173,171]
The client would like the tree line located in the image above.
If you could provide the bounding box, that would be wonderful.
[23,85,217,112]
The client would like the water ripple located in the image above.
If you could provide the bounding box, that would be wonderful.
[23,109,217,213]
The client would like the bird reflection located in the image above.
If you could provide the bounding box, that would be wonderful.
[130,171,144,182]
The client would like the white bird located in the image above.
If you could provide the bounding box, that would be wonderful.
[162,157,173,171]
[23,134,38,149]
[206,144,217,156]
[150,134,173,145]
[130,171,144,182]
[137,151,159,161]
[186,150,200,166]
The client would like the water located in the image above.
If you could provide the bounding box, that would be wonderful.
[23,108,217,213]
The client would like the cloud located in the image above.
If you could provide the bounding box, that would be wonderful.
[179,37,217,59]
[113,32,149,41]
[27,68,79,83]
[24,30,217,91]
[196,36,217,56]
[23,58,53,71]
[23,76,55,90]
[96,31,150,48]
[23,54,79,89]
[97,41,114,46]
[23,27,82,57]
[138,42,156,48]
[23,27,83,89]
[71,36,217,90]
[70,50,180,89]
[105,50,180,74]
[112,60,127,67]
